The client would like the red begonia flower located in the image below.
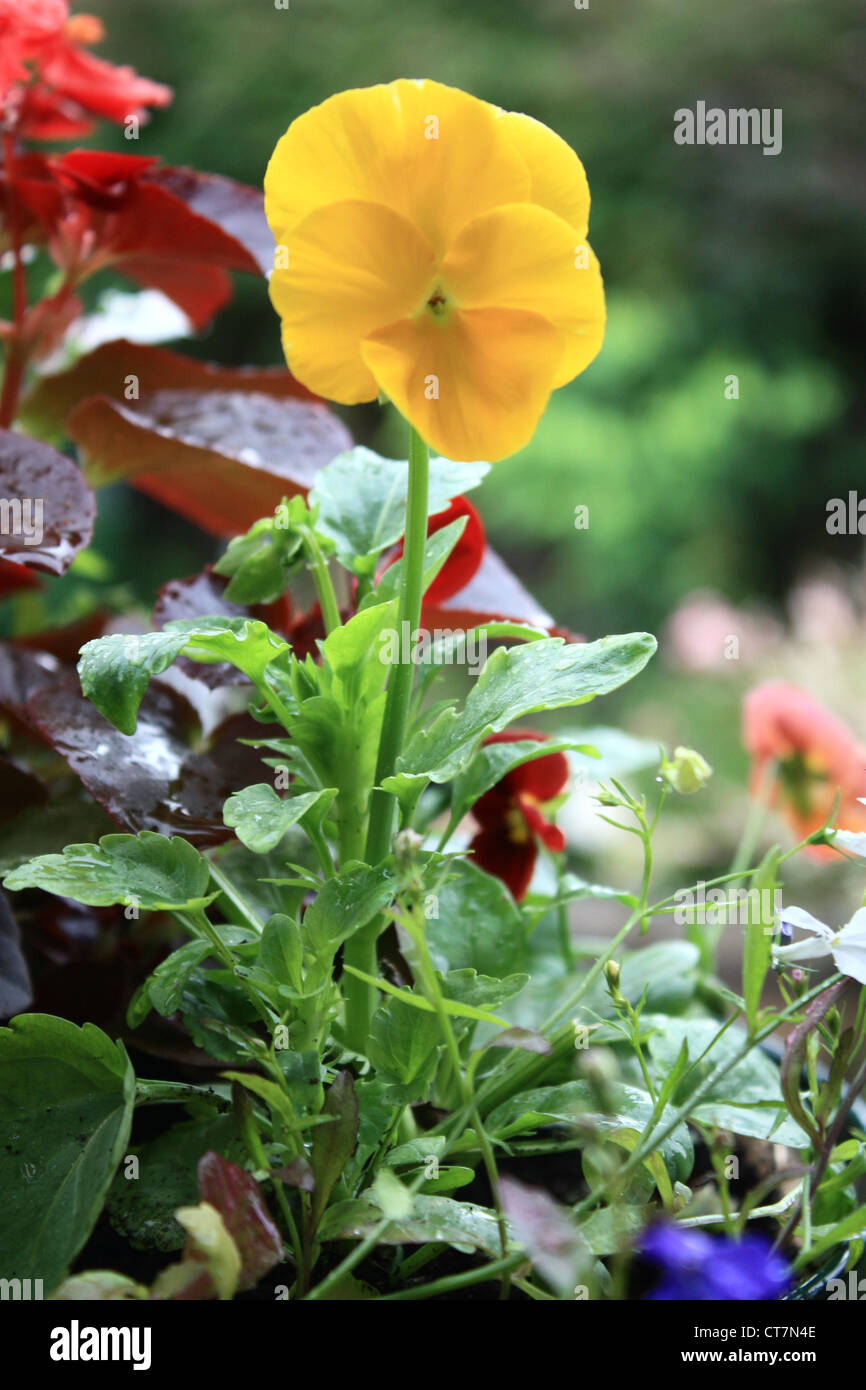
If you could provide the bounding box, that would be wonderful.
[742,681,866,859]
[1,2,171,138]
[469,730,569,900]
[0,149,263,330]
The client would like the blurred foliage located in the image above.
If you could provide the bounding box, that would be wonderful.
[79,0,864,636]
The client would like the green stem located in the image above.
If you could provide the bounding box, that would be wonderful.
[301,528,341,635]
[365,425,430,862]
[342,425,430,1054]
[376,1253,523,1301]
[207,859,265,934]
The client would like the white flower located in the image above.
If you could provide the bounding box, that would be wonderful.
[774,905,866,985]
[827,798,866,862]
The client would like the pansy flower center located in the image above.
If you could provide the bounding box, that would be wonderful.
[421,280,455,321]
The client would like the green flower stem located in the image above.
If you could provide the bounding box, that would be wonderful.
[366,424,430,859]
[301,527,341,635]
[375,1253,524,1301]
[342,425,430,1053]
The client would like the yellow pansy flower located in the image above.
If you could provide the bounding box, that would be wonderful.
[265,79,605,462]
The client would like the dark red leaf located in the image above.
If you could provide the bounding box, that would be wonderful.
[275,1156,316,1193]
[26,678,275,846]
[422,546,558,633]
[12,609,110,665]
[0,755,47,824]
[311,1071,359,1227]
[0,429,95,575]
[0,890,32,1020]
[23,339,315,436]
[0,557,42,597]
[145,166,273,276]
[67,389,352,536]
[0,644,63,726]
[197,1152,283,1291]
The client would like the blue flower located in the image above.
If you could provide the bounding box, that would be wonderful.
[641,1225,791,1300]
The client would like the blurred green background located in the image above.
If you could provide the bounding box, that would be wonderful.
[16,0,866,895]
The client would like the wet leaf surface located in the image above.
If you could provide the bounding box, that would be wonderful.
[26,677,274,845]
[0,429,95,575]
[67,389,352,534]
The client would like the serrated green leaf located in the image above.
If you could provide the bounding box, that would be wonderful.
[4,832,215,912]
[384,631,656,799]
[79,619,288,734]
[223,784,336,854]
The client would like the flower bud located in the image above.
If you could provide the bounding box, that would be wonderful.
[604,959,626,1008]
[661,746,713,795]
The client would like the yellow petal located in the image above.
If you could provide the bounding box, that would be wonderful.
[499,110,591,237]
[442,203,605,388]
[264,79,530,257]
[270,199,436,404]
[362,308,565,462]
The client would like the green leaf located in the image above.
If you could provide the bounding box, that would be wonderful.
[309,448,488,577]
[370,517,465,606]
[302,862,395,953]
[214,505,306,604]
[794,1205,866,1270]
[107,1115,243,1253]
[318,1193,504,1256]
[450,737,598,826]
[79,619,287,734]
[646,1018,810,1146]
[78,630,189,735]
[0,1015,135,1290]
[367,997,441,1096]
[384,631,656,797]
[743,845,780,1034]
[4,831,215,912]
[222,1071,302,1133]
[486,1081,694,1186]
[341,965,509,1025]
[618,941,700,1015]
[427,859,526,977]
[578,1204,647,1257]
[311,1071,359,1226]
[441,969,529,1014]
[259,914,304,992]
[139,940,212,1019]
[223,784,337,854]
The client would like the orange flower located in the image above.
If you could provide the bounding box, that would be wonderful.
[742,682,866,857]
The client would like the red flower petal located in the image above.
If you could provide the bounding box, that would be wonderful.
[469,825,537,902]
[39,38,172,125]
[517,793,566,853]
[385,493,485,604]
